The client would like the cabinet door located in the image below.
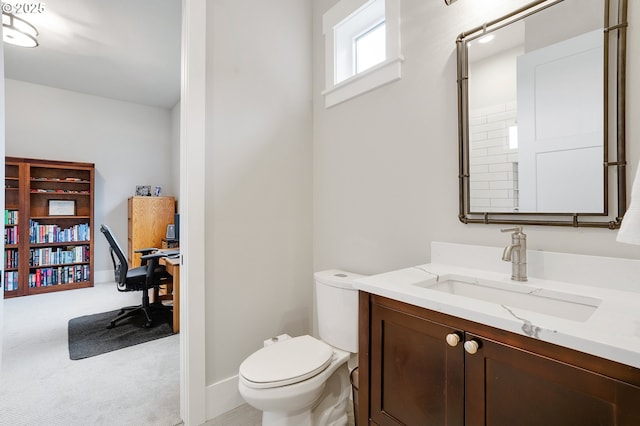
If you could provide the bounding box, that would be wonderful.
[370,302,464,425]
[465,333,640,426]
[129,197,175,266]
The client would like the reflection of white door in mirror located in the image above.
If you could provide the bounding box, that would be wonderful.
[517,29,603,213]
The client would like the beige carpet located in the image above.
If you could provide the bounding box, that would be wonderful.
[0,282,181,426]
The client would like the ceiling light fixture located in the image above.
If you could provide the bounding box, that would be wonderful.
[2,11,39,48]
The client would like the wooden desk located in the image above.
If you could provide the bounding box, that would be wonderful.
[159,255,180,333]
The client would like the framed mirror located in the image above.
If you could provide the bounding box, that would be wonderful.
[456,0,628,229]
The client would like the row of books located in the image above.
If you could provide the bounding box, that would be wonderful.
[29,221,90,244]
[4,209,18,225]
[31,177,88,182]
[5,249,18,269]
[30,189,90,194]
[30,245,90,267]
[4,271,18,291]
[4,226,19,245]
[28,265,90,287]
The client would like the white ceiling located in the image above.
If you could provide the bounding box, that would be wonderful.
[3,0,181,109]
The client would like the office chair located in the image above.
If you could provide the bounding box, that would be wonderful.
[100,224,173,329]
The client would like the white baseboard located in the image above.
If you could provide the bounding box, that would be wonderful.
[206,374,247,420]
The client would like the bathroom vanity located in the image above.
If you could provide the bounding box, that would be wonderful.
[354,243,640,425]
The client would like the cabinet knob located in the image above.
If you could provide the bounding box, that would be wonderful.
[464,339,480,354]
[446,333,461,347]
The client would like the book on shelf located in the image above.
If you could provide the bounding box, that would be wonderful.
[30,177,87,182]
[29,265,90,287]
[4,226,19,244]
[4,249,19,268]
[29,245,90,266]
[29,221,90,244]
[4,271,19,292]
[4,209,18,225]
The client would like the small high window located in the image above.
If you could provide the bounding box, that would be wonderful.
[323,0,403,108]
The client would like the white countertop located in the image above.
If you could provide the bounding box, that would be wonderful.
[353,242,640,369]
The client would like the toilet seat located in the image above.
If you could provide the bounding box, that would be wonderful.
[239,335,334,389]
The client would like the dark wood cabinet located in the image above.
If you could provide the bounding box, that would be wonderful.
[465,332,640,426]
[369,301,463,425]
[359,292,640,426]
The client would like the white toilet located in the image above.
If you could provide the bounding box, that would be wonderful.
[238,269,365,426]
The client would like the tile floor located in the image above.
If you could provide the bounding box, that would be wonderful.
[205,401,356,425]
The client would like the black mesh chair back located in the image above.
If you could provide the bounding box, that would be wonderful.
[99,223,172,328]
[100,224,128,291]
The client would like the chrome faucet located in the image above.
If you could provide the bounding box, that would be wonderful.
[501,226,527,281]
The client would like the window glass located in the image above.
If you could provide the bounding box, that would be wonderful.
[355,21,386,73]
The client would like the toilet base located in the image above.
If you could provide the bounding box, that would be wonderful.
[260,363,351,426]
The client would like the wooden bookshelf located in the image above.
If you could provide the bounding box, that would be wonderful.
[4,157,94,298]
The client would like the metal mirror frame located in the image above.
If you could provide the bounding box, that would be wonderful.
[456,0,628,229]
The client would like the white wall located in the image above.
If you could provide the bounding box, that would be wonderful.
[312,0,640,278]
[171,102,181,205]
[4,79,177,279]
[204,0,313,392]
[470,46,521,110]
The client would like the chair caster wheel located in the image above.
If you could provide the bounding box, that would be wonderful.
[144,322,152,328]
[107,323,115,329]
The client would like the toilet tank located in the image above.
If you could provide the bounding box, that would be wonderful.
[314,269,366,353]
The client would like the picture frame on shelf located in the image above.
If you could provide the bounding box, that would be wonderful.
[48,199,76,216]
[135,185,152,196]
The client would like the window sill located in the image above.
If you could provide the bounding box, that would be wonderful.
[322,55,404,108]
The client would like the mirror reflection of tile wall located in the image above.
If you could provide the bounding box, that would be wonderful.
[469,102,519,213]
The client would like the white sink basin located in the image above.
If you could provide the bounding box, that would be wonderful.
[415,274,601,322]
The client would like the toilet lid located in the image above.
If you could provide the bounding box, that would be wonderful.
[239,335,334,389]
